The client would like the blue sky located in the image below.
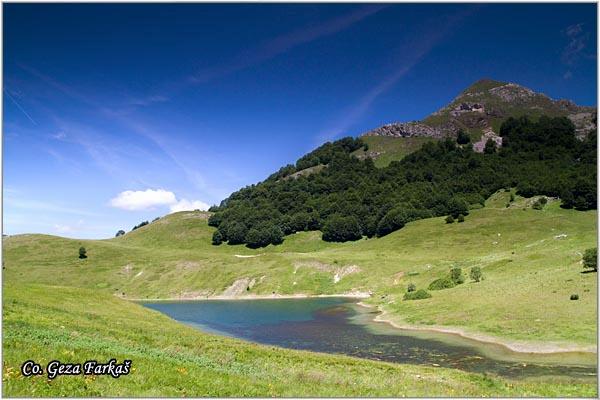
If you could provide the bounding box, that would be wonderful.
[3,3,597,238]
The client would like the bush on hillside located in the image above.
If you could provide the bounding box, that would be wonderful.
[456,130,471,145]
[457,214,465,223]
[132,221,149,231]
[583,248,597,272]
[450,267,465,285]
[322,215,362,242]
[470,266,483,282]
[570,294,579,300]
[428,277,455,291]
[445,215,454,224]
[212,230,223,246]
[78,246,87,259]
[377,208,408,237]
[403,289,432,301]
[115,230,125,237]
[407,283,416,293]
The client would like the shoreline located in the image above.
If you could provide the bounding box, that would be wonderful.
[128,292,596,356]
[126,291,372,302]
[356,301,598,356]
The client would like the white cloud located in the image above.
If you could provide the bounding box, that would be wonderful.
[110,189,177,211]
[109,189,209,213]
[169,199,209,213]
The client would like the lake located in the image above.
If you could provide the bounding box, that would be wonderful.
[143,297,597,379]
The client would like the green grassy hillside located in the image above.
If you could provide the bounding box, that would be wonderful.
[3,284,595,397]
[353,136,437,167]
[4,190,597,348]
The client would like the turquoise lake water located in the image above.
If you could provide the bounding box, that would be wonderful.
[143,297,597,379]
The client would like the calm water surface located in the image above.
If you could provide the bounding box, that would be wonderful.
[143,297,597,379]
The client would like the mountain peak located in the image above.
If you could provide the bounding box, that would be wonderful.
[462,78,508,95]
[363,79,596,141]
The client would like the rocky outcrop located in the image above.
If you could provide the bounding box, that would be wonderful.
[363,122,447,138]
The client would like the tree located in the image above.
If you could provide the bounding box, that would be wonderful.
[78,246,87,259]
[447,196,469,218]
[470,266,483,282]
[132,221,149,231]
[115,230,125,237]
[450,267,465,284]
[560,189,575,209]
[322,215,362,242]
[227,222,247,245]
[212,231,223,246]
[484,138,496,154]
[376,208,408,237]
[267,225,284,245]
[245,228,268,249]
[456,130,471,145]
[403,289,432,301]
[583,248,597,272]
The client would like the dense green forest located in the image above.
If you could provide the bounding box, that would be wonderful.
[209,116,596,248]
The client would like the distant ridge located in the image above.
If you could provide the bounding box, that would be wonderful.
[362,79,596,141]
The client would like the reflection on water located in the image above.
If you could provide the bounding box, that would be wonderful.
[143,297,597,380]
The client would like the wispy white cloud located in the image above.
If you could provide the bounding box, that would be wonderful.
[562,23,589,66]
[4,88,37,125]
[561,22,593,80]
[190,5,386,83]
[4,196,102,217]
[54,219,85,234]
[315,8,477,144]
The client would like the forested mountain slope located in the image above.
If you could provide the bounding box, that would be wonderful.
[209,116,596,248]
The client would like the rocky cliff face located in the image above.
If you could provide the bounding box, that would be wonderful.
[363,79,596,141]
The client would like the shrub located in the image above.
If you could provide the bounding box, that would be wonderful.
[428,277,455,290]
[509,193,515,202]
[132,221,149,231]
[226,222,248,245]
[570,294,579,300]
[267,225,284,245]
[583,248,597,272]
[403,289,432,301]
[470,266,483,282]
[377,208,408,237]
[456,130,470,145]
[484,138,496,154]
[245,228,268,249]
[445,215,454,224]
[450,267,465,284]
[211,230,223,246]
[457,214,465,223]
[207,213,222,227]
[447,196,469,218]
[78,246,87,259]
[407,283,416,292]
[322,215,362,242]
[531,197,547,210]
[115,230,125,237]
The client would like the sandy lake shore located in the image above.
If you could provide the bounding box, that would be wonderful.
[356,301,598,355]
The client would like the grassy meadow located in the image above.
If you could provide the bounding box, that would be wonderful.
[2,283,597,397]
[3,189,597,396]
[4,190,597,346]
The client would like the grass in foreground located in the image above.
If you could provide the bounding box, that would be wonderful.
[2,284,596,397]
